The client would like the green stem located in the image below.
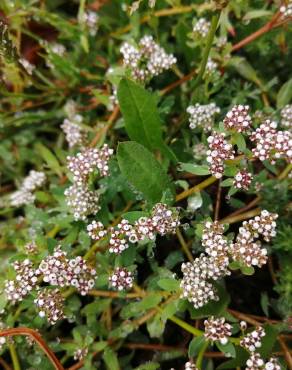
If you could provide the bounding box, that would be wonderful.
[176,176,217,202]
[192,12,221,89]
[9,344,21,370]
[166,314,203,337]
[196,340,209,369]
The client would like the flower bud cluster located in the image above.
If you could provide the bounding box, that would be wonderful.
[65,145,113,220]
[24,241,38,254]
[280,2,292,18]
[181,211,277,308]
[10,170,46,207]
[187,103,220,131]
[19,58,35,75]
[5,259,39,304]
[37,246,96,295]
[81,11,99,36]
[246,352,265,370]
[206,132,235,178]
[109,267,133,291]
[233,169,253,190]
[61,115,85,148]
[87,220,107,241]
[193,18,210,38]
[205,58,218,77]
[250,119,292,163]
[223,105,252,132]
[74,348,89,361]
[204,316,232,344]
[230,210,277,267]
[34,288,65,325]
[67,145,113,185]
[185,361,198,370]
[120,35,176,83]
[240,327,265,352]
[65,184,100,221]
[180,253,229,308]
[202,221,229,258]
[281,104,292,129]
[265,357,281,370]
[107,203,180,253]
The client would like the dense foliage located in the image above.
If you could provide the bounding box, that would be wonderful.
[0,1,291,369]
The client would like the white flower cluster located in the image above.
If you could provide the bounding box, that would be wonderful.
[240,326,265,352]
[65,145,113,220]
[10,170,46,207]
[87,203,180,254]
[216,36,227,48]
[67,145,113,185]
[246,353,281,370]
[5,259,39,304]
[87,220,107,240]
[109,203,180,253]
[185,361,198,370]
[37,246,96,295]
[206,132,235,178]
[19,58,35,75]
[223,105,252,132]
[5,246,96,323]
[187,103,220,131]
[180,254,229,308]
[65,184,100,221]
[230,210,277,267]
[233,169,253,190]
[74,348,88,361]
[24,241,38,254]
[109,267,133,291]
[205,58,218,77]
[281,104,292,129]
[50,42,66,56]
[81,10,99,36]
[193,18,210,38]
[61,114,85,148]
[120,35,176,82]
[280,2,292,18]
[34,288,65,325]
[239,326,281,370]
[250,119,292,164]
[181,212,277,308]
[204,316,232,345]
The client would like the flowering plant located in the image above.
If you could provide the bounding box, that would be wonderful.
[0,0,291,369]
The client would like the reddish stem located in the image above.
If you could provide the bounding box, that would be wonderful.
[0,328,64,370]
[232,11,282,52]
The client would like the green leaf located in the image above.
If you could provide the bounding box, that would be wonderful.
[228,57,261,86]
[243,10,272,21]
[233,133,246,152]
[277,78,292,108]
[188,336,206,357]
[103,347,120,370]
[35,143,62,176]
[217,347,248,369]
[117,78,176,161]
[241,265,255,276]
[117,141,174,204]
[216,342,236,358]
[260,292,269,316]
[221,178,234,187]
[134,363,160,370]
[179,163,210,175]
[157,278,180,291]
[147,314,165,338]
